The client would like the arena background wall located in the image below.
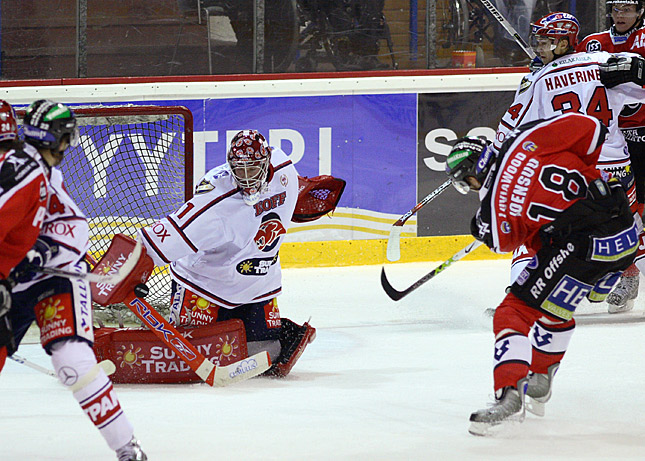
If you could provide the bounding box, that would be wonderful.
[0,69,525,266]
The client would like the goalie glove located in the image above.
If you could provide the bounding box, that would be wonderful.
[599,55,645,88]
[10,237,59,284]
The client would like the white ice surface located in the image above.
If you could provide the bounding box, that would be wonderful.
[1,260,644,460]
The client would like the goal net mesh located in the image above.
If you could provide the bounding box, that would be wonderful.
[19,105,193,326]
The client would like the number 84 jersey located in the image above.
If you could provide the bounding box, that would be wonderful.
[494,50,645,170]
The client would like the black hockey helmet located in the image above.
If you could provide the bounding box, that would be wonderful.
[445,137,494,194]
[22,99,79,152]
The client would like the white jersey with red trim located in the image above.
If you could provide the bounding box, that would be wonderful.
[494,51,645,169]
[14,167,90,292]
[140,147,299,308]
[0,143,49,279]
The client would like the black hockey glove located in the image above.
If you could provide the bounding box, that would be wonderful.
[599,55,645,88]
[539,178,631,249]
[10,237,59,284]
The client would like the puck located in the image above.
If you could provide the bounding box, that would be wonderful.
[134,283,149,298]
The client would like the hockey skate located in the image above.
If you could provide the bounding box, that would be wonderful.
[606,273,639,314]
[116,436,147,461]
[262,318,316,378]
[525,363,560,417]
[468,378,528,436]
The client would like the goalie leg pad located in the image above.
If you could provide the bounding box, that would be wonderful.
[263,318,316,378]
[93,319,248,384]
[50,339,134,451]
[168,283,219,326]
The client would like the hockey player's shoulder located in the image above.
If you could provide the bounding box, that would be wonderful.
[195,163,234,195]
[0,144,45,191]
[270,147,294,171]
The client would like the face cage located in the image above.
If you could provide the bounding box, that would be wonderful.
[229,159,270,202]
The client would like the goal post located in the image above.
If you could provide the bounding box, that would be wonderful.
[17,104,194,317]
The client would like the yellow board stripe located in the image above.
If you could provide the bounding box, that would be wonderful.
[280,235,511,268]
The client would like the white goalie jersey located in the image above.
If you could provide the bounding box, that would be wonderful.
[494,51,645,169]
[140,147,299,308]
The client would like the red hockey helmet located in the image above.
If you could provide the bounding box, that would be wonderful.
[0,100,18,143]
[530,12,580,49]
[227,130,272,205]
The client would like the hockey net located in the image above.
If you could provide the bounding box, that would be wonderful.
[17,105,194,325]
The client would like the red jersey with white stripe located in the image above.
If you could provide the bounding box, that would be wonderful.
[578,26,645,129]
[494,51,645,169]
[13,167,90,292]
[476,113,606,254]
[140,147,299,307]
[0,143,49,279]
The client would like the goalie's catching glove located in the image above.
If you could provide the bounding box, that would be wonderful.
[10,237,59,284]
[599,55,645,88]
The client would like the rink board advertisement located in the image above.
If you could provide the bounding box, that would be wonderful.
[416,91,516,236]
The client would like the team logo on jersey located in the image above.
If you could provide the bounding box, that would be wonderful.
[522,141,538,152]
[585,40,602,52]
[501,221,511,234]
[236,254,279,276]
[280,173,288,187]
[195,178,215,194]
[254,212,286,252]
[519,76,532,94]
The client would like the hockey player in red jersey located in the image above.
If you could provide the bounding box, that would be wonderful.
[495,11,645,313]
[446,113,638,435]
[577,1,645,313]
[0,99,49,372]
[140,129,315,378]
[8,100,147,461]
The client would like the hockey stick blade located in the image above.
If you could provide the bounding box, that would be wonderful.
[212,351,271,386]
[381,240,484,301]
[386,179,452,262]
[32,238,143,284]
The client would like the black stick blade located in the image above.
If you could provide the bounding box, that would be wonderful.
[381,266,407,301]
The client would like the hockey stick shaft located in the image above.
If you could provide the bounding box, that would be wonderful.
[125,293,271,386]
[381,240,484,301]
[386,179,452,262]
[9,354,56,377]
[476,0,536,59]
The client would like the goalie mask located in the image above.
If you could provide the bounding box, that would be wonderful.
[445,137,494,194]
[22,99,79,153]
[227,130,272,205]
[0,100,18,143]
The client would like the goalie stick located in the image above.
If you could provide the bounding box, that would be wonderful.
[381,240,484,301]
[476,0,537,60]
[124,291,271,386]
[386,179,452,262]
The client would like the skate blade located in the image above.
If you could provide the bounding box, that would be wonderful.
[468,418,523,437]
[607,298,635,314]
[525,398,545,417]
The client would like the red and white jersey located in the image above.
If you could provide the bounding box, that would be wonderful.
[140,147,299,308]
[476,113,606,255]
[0,143,49,279]
[14,167,90,291]
[494,51,645,169]
[578,26,645,129]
